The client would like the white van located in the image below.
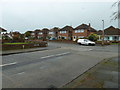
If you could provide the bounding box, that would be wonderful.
[77,39,95,46]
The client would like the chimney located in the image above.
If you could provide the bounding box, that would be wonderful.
[88,23,91,31]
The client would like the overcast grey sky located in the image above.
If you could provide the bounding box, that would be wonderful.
[1,0,118,33]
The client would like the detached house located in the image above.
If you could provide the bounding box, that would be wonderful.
[48,27,60,40]
[42,28,49,41]
[31,31,36,39]
[58,26,73,40]
[34,29,43,39]
[73,24,97,41]
[0,27,7,40]
[97,26,120,41]
[30,28,49,41]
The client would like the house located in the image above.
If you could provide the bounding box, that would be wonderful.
[73,23,97,41]
[97,26,120,41]
[34,29,43,39]
[58,26,73,40]
[30,31,36,39]
[42,28,49,41]
[0,27,7,39]
[48,27,60,40]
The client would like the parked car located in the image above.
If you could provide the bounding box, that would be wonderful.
[49,37,56,40]
[77,39,95,46]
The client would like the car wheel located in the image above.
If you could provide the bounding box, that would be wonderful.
[88,43,91,46]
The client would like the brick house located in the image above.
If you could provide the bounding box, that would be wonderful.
[34,29,43,39]
[30,31,36,39]
[97,26,120,41]
[73,24,97,41]
[58,26,73,40]
[42,28,49,41]
[48,27,60,39]
[0,27,7,40]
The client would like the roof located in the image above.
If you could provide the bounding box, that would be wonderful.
[0,27,7,32]
[50,27,60,32]
[34,29,43,33]
[74,24,97,32]
[97,26,120,35]
[96,30,103,35]
[59,26,73,31]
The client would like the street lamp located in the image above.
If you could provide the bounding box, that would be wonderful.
[102,20,104,46]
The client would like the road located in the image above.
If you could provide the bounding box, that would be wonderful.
[2,42,118,88]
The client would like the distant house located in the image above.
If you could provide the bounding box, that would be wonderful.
[58,26,73,40]
[73,24,97,41]
[0,27,7,39]
[97,26,120,41]
[30,31,36,39]
[34,29,43,39]
[48,27,60,40]
[42,28,49,41]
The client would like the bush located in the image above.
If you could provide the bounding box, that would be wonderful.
[88,33,98,41]
[2,41,48,51]
[95,41,111,45]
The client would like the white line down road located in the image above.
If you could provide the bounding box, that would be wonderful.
[0,62,17,67]
[40,52,70,59]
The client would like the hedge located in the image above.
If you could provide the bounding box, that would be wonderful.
[2,41,48,51]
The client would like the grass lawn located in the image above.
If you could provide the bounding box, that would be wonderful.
[3,42,29,45]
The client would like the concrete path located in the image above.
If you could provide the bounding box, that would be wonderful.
[63,57,119,88]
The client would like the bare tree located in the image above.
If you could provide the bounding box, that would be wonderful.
[111,0,120,21]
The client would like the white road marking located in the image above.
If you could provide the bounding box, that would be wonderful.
[41,55,55,59]
[17,72,25,75]
[0,62,17,67]
[41,52,70,59]
[55,52,70,56]
[89,49,93,51]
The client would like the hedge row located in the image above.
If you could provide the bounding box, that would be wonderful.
[2,41,48,51]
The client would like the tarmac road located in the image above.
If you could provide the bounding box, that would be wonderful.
[2,42,118,88]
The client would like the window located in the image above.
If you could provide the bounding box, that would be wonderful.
[49,32,53,34]
[75,29,84,33]
[60,31,66,34]
[31,33,35,35]
[38,32,42,35]
[78,36,84,39]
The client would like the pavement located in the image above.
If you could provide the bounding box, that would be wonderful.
[1,42,119,88]
[1,43,61,55]
[63,57,119,88]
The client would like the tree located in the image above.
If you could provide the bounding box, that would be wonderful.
[24,31,32,38]
[111,0,120,21]
[88,33,98,41]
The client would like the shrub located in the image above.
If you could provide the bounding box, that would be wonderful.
[2,41,48,51]
[88,33,98,41]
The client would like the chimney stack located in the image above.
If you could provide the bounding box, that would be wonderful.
[88,23,91,31]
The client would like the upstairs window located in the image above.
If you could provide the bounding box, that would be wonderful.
[31,33,35,35]
[75,29,84,33]
[49,32,54,34]
[60,31,66,34]
[38,32,42,35]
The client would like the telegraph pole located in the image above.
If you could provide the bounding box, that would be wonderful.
[102,20,104,46]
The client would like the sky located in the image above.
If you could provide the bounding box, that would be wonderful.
[1,0,119,33]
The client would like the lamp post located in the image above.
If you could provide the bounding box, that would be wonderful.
[102,20,104,46]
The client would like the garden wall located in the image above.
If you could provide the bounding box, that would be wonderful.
[2,42,48,51]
